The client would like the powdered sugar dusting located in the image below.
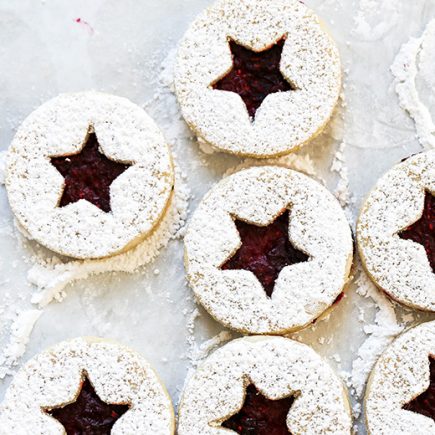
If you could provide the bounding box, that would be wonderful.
[351,268,403,397]
[225,151,317,179]
[353,0,400,41]
[0,310,42,380]
[0,165,188,379]
[331,142,352,212]
[392,19,435,150]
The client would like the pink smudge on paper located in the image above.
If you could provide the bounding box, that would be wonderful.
[74,18,94,35]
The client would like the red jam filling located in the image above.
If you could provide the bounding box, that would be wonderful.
[213,37,294,118]
[47,376,130,434]
[51,132,131,213]
[403,357,435,421]
[399,192,434,273]
[222,384,294,435]
[221,210,309,297]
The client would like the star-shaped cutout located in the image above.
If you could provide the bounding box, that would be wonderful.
[403,357,435,421]
[212,37,295,119]
[221,210,309,297]
[50,130,131,213]
[399,191,434,273]
[44,374,130,434]
[222,384,294,435]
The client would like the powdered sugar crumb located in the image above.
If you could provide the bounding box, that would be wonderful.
[352,0,400,41]
[330,142,353,212]
[391,19,435,150]
[350,267,403,397]
[225,151,318,180]
[0,309,42,379]
[190,330,233,368]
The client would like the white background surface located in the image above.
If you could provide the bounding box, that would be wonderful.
[0,0,434,433]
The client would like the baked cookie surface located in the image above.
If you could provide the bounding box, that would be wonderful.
[6,91,174,259]
[184,166,353,334]
[0,337,174,435]
[357,151,434,311]
[365,320,435,435]
[178,336,352,434]
[175,0,341,157]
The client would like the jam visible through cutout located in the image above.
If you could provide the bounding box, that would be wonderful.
[212,37,294,119]
[403,357,435,421]
[46,375,130,434]
[51,131,131,213]
[399,192,434,273]
[222,384,294,434]
[221,210,309,297]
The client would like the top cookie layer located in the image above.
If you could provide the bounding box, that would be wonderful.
[365,320,435,434]
[184,166,353,334]
[178,336,352,434]
[0,337,174,435]
[357,151,435,311]
[175,0,341,157]
[6,92,174,259]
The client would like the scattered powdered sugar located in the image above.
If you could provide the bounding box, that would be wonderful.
[0,309,42,379]
[352,0,401,41]
[392,19,435,149]
[159,48,177,94]
[0,169,189,379]
[350,267,404,397]
[225,151,318,179]
[330,141,353,212]
[189,330,233,369]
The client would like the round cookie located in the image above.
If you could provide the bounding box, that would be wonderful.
[365,320,435,434]
[178,336,352,434]
[357,151,434,311]
[6,91,174,259]
[184,166,353,334]
[175,0,341,158]
[0,337,174,434]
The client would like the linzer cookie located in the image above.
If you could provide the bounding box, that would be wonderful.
[175,0,341,157]
[6,92,174,259]
[357,151,434,311]
[0,337,174,434]
[184,166,353,334]
[365,320,435,434]
[178,336,352,434]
